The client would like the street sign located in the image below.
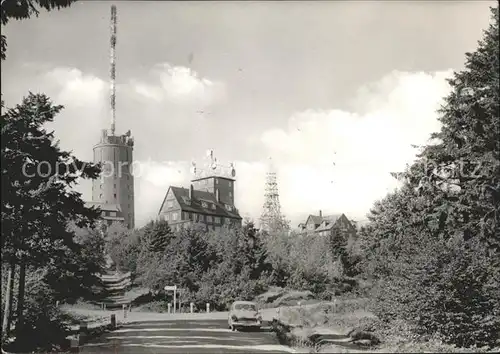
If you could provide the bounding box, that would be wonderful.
[164,285,177,291]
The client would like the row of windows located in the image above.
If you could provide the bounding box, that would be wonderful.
[167,199,233,212]
[164,211,228,225]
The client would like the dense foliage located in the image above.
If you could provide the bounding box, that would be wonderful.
[1,94,105,350]
[360,7,499,348]
[107,219,360,311]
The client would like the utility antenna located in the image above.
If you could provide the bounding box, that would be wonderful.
[110,5,117,136]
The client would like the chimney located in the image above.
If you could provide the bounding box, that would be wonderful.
[215,188,220,203]
[189,184,194,200]
[319,210,322,218]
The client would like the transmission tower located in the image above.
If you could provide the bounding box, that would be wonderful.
[260,158,289,233]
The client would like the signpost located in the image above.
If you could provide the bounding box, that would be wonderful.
[164,285,177,313]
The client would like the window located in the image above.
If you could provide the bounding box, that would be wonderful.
[165,213,170,221]
[109,211,116,217]
[225,204,232,211]
[198,214,204,222]
[229,191,232,198]
[228,181,232,187]
[100,184,103,189]
[167,200,173,208]
[211,203,216,210]
[113,193,117,199]
[99,194,103,198]
[215,178,219,184]
[172,212,178,221]
[206,215,213,223]
[114,184,116,189]
[201,201,208,208]
[214,217,221,224]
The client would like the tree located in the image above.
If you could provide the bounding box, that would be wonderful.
[145,219,173,254]
[41,223,106,302]
[1,0,77,60]
[361,6,499,348]
[1,94,101,342]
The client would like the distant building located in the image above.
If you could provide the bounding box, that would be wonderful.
[298,210,357,244]
[86,201,125,227]
[91,129,135,229]
[157,150,242,232]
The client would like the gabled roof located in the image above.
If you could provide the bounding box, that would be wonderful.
[305,215,323,225]
[159,186,242,220]
[86,201,122,213]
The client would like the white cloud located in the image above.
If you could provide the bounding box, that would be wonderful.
[28,65,453,229]
[132,63,226,106]
[44,68,107,107]
[130,70,453,228]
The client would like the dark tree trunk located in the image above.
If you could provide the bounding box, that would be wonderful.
[2,261,16,336]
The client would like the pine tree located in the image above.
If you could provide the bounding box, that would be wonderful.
[1,94,101,342]
[362,7,500,347]
[147,219,173,253]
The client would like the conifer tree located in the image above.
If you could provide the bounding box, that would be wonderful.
[361,6,499,347]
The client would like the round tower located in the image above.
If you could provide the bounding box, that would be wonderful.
[92,129,135,229]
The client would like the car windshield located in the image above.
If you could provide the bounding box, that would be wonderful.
[234,303,256,311]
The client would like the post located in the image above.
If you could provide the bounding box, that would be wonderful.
[56,300,59,308]
[78,321,88,345]
[123,304,127,319]
[110,314,116,329]
[173,288,177,314]
[129,304,132,312]
[190,302,194,313]
[167,303,171,313]
[206,303,210,313]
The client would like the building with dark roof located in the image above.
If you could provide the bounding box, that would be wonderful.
[85,201,125,227]
[158,150,242,231]
[298,210,357,245]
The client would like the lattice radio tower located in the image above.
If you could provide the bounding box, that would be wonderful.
[260,158,288,233]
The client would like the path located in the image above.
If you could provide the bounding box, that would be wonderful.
[80,319,297,353]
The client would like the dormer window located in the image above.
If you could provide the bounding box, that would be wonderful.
[211,203,216,210]
[225,204,232,211]
[181,196,191,205]
[201,201,208,208]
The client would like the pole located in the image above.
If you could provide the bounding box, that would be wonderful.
[173,289,177,314]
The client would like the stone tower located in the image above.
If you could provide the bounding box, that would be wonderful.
[92,129,135,229]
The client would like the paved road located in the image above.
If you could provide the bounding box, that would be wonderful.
[81,319,296,353]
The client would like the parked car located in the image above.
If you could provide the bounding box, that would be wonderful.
[228,300,262,331]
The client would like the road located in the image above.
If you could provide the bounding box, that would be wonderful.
[81,319,296,353]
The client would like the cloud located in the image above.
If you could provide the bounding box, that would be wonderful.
[131,70,453,228]
[256,70,453,225]
[10,64,452,229]
[131,63,226,106]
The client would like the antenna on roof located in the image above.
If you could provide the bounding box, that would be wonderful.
[109,4,117,136]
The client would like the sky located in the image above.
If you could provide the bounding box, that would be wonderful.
[1,0,495,228]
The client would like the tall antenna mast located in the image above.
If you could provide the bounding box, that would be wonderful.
[110,5,117,136]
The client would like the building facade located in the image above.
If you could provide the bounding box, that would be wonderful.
[91,129,135,229]
[298,210,357,245]
[158,151,242,231]
[158,179,242,232]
